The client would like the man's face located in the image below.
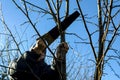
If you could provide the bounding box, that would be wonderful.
[36,39,46,52]
[31,38,47,60]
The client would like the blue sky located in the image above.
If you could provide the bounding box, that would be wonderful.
[0,0,120,80]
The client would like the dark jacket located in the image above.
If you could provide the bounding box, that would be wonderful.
[8,51,60,80]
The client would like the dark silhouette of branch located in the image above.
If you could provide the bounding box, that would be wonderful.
[76,0,97,60]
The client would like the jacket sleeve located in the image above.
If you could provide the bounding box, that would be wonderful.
[51,43,67,71]
[22,51,41,63]
[8,51,41,79]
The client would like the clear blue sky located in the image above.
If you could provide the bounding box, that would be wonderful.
[0,0,120,80]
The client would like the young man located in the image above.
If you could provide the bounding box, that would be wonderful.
[8,38,69,80]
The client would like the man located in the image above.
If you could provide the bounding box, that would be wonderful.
[8,38,69,80]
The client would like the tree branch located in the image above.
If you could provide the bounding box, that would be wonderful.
[76,0,97,61]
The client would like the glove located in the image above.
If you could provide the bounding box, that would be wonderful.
[51,42,69,70]
[56,42,69,59]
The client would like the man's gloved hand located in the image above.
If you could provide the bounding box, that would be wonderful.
[56,42,69,59]
[52,42,69,69]
[58,42,69,53]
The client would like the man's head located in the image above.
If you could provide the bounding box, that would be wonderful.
[36,38,46,52]
[31,38,47,60]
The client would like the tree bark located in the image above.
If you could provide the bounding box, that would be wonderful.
[94,0,104,80]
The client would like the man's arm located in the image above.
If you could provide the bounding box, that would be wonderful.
[8,38,47,79]
[52,42,69,70]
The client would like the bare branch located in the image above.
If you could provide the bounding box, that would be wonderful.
[65,0,69,19]
[46,0,57,22]
[0,6,22,55]
[65,32,86,40]
[104,24,120,56]
[107,62,120,79]
[76,0,97,60]
[24,0,50,14]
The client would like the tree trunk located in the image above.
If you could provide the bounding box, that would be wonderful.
[94,0,104,80]
[94,60,104,80]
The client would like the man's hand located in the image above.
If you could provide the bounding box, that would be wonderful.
[57,42,69,53]
[56,42,69,59]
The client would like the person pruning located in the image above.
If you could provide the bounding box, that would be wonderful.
[8,38,69,80]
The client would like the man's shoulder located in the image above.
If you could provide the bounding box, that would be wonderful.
[8,58,18,76]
